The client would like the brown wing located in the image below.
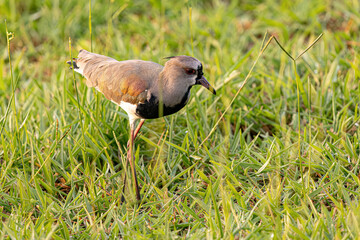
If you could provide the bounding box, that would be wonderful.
[75,50,163,105]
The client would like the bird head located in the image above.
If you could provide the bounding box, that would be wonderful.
[163,56,216,95]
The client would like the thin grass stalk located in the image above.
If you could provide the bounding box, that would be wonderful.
[198,32,272,149]
[89,0,92,52]
[69,37,87,162]
[308,76,312,189]
[293,60,305,193]
[5,20,19,132]
[4,20,27,175]
[0,75,19,136]
[188,6,194,56]
[88,0,100,130]
[275,34,323,194]
[295,33,323,60]
[160,0,165,58]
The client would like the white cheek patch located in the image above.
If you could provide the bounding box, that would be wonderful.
[192,77,197,85]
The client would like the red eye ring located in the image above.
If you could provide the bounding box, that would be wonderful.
[185,68,196,75]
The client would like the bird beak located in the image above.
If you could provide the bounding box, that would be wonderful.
[196,76,216,95]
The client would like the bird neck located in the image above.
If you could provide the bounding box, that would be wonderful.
[155,72,192,107]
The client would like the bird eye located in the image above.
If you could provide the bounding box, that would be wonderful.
[185,68,196,75]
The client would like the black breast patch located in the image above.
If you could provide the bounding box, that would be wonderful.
[135,87,192,119]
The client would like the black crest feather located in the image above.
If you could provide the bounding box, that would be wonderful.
[164,56,176,59]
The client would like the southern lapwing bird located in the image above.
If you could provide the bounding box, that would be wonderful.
[67,49,216,201]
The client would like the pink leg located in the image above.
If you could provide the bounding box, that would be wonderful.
[122,119,144,202]
[127,119,145,147]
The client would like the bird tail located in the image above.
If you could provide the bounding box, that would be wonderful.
[66,58,84,75]
[66,58,79,70]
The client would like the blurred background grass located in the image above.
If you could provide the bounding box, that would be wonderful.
[1,0,360,239]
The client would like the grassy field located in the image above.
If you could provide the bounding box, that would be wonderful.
[1,0,360,239]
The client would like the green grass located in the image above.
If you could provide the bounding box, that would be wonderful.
[1,0,360,238]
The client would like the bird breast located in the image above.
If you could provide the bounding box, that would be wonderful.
[135,86,192,119]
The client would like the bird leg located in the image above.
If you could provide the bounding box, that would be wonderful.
[126,119,145,148]
[121,120,142,202]
[129,125,141,201]
[134,119,145,141]
[121,119,145,202]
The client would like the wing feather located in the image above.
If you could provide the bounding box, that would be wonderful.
[73,50,163,104]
